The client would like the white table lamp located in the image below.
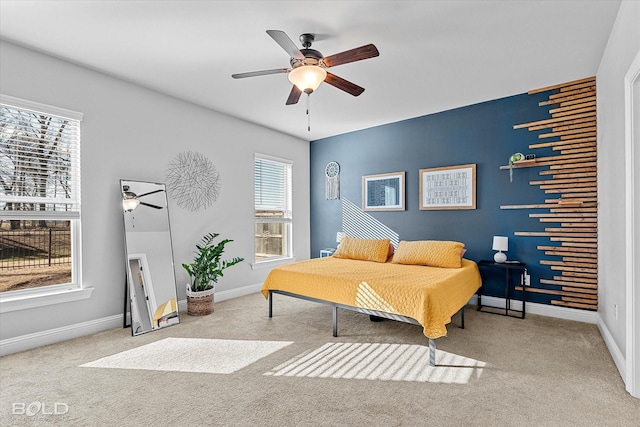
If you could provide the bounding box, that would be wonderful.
[492,236,508,263]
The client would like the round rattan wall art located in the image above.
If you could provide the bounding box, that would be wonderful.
[166,151,220,212]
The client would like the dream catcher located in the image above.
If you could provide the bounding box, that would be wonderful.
[325,161,340,200]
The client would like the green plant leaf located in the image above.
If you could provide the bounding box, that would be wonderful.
[182,232,245,292]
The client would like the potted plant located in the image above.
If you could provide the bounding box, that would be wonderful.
[182,232,244,316]
[509,152,524,182]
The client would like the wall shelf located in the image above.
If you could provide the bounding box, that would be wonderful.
[514,159,537,167]
[499,160,538,170]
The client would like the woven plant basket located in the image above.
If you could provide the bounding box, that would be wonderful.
[186,286,214,316]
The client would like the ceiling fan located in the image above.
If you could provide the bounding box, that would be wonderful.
[122,185,164,212]
[232,30,379,105]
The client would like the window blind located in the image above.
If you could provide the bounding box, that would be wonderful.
[0,95,82,220]
[254,155,292,223]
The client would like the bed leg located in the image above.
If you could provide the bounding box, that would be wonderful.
[461,306,465,329]
[268,291,273,318]
[429,339,436,367]
[332,306,338,337]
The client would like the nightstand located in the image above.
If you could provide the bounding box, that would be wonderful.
[477,260,527,319]
[320,248,336,257]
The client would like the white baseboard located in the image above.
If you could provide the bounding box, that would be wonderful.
[1,283,265,357]
[1,287,602,357]
[0,314,123,357]
[211,282,264,302]
[177,282,263,312]
[470,294,598,324]
[596,313,626,381]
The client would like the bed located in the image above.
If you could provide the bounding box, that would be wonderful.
[261,237,482,366]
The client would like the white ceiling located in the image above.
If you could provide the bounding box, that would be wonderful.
[0,1,621,141]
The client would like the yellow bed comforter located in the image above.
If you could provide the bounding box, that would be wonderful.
[261,257,482,339]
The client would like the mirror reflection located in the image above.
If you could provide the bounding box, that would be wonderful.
[121,179,179,335]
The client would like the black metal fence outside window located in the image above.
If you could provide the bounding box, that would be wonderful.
[0,229,71,269]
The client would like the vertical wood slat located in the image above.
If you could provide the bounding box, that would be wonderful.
[504,77,597,311]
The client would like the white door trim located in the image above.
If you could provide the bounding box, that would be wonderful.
[624,48,640,399]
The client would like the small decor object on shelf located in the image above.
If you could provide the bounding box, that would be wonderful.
[492,236,509,263]
[325,161,340,200]
[509,153,524,182]
[182,232,244,316]
[166,151,221,212]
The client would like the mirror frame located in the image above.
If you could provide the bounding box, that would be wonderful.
[121,179,179,335]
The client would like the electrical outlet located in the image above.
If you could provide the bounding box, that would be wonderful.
[614,304,618,320]
[524,273,531,286]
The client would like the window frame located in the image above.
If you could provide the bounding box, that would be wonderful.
[0,94,90,312]
[253,153,294,268]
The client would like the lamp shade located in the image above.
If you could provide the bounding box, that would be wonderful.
[122,198,140,212]
[336,232,346,244]
[288,65,327,94]
[492,236,508,252]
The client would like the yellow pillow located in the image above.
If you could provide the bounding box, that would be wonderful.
[391,240,465,268]
[332,237,391,263]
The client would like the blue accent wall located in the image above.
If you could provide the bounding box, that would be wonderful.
[310,92,557,304]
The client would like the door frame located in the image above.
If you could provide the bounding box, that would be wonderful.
[624,49,640,399]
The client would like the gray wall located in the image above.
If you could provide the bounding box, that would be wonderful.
[0,40,310,344]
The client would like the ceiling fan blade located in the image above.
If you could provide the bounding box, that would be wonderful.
[140,202,163,210]
[324,72,365,96]
[232,68,290,79]
[322,44,379,68]
[285,85,302,105]
[135,189,164,198]
[266,30,305,60]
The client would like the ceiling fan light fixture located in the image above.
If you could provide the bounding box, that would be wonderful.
[122,197,140,212]
[288,65,327,94]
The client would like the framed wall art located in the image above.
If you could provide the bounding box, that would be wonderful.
[419,164,476,210]
[362,171,406,211]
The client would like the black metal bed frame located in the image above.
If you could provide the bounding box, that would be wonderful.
[267,289,465,367]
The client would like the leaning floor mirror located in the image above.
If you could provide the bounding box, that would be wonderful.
[121,179,179,335]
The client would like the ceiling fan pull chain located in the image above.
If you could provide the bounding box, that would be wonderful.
[307,94,311,131]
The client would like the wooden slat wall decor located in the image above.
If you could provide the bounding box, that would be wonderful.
[501,76,597,311]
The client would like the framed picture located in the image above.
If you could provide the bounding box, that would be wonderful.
[362,171,406,211]
[419,164,476,210]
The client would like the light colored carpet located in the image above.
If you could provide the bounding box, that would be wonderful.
[80,337,293,374]
[265,342,485,384]
[2,292,640,426]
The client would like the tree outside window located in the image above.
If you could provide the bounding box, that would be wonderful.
[0,97,81,293]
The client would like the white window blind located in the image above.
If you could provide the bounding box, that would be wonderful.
[254,156,292,223]
[254,154,293,262]
[0,95,82,220]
